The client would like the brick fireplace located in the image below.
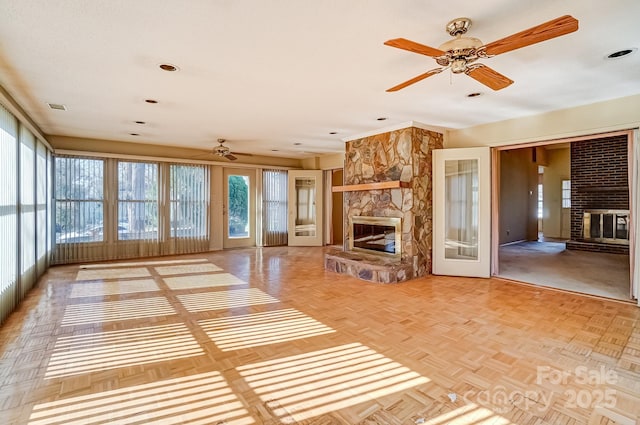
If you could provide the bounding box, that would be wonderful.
[566,135,629,254]
[324,124,443,283]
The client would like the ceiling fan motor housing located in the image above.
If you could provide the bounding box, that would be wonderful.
[214,145,230,156]
[438,34,484,73]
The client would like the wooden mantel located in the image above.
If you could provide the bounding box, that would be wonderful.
[331,180,410,192]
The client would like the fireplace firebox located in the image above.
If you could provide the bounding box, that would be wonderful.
[583,209,629,245]
[349,216,401,257]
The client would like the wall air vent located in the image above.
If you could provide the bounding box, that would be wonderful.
[47,103,67,111]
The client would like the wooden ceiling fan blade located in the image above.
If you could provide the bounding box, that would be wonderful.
[386,68,443,92]
[483,15,578,56]
[225,154,238,161]
[466,65,514,90]
[384,38,446,57]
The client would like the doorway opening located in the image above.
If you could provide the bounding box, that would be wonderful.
[495,133,632,301]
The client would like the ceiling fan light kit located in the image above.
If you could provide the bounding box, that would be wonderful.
[212,138,238,161]
[385,15,579,91]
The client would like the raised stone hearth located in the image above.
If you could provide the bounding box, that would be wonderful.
[325,123,443,283]
[325,248,414,283]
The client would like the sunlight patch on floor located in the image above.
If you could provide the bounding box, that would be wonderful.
[237,342,429,422]
[163,273,246,290]
[200,308,335,351]
[29,371,254,425]
[61,297,175,326]
[154,263,223,276]
[45,323,203,378]
[76,267,151,281]
[177,288,279,312]
[69,279,160,298]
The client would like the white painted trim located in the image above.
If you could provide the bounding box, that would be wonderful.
[491,129,637,150]
[342,121,448,142]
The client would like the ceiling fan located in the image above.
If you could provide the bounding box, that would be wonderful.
[212,138,239,161]
[384,15,578,92]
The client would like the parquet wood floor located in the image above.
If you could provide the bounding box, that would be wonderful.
[1,247,639,424]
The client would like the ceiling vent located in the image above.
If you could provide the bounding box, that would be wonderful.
[47,103,67,111]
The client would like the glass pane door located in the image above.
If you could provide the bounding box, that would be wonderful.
[223,168,255,248]
[433,147,490,277]
[288,170,323,246]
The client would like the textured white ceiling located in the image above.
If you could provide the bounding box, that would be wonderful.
[0,0,639,158]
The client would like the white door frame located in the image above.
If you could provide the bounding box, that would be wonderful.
[433,147,491,277]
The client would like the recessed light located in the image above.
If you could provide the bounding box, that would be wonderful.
[129,133,139,136]
[47,103,66,111]
[159,63,179,72]
[376,117,387,121]
[293,142,302,146]
[329,131,338,135]
[134,121,146,124]
[467,92,482,98]
[145,99,158,104]
[606,48,636,59]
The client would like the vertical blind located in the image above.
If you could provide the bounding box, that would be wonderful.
[36,142,49,273]
[262,169,288,246]
[53,160,212,263]
[0,105,18,324]
[117,161,161,259]
[169,164,210,254]
[0,102,53,324]
[53,156,106,263]
[19,126,37,299]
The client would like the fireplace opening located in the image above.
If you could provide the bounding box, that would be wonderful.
[349,216,401,257]
[583,209,629,245]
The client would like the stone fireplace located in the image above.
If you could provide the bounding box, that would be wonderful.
[324,123,443,283]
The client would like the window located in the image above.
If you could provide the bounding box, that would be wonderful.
[538,183,544,219]
[36,142,48,270]
[1,102,53,324]
[0,105,18,323]
[118,161,158,241]
[55,157,104,243]
[562,180,571,208]
[170,164,208,238]
[20,127,36,277]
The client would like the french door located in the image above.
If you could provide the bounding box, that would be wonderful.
[288,170,323,246]
[433,147,491,277]
[223,168,256,249]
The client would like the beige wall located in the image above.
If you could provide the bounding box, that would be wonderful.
[499,149,538,244]
[542,147,570,238]
[447,94,640,148]
[49,135,304,168]
[301,153,344,170]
